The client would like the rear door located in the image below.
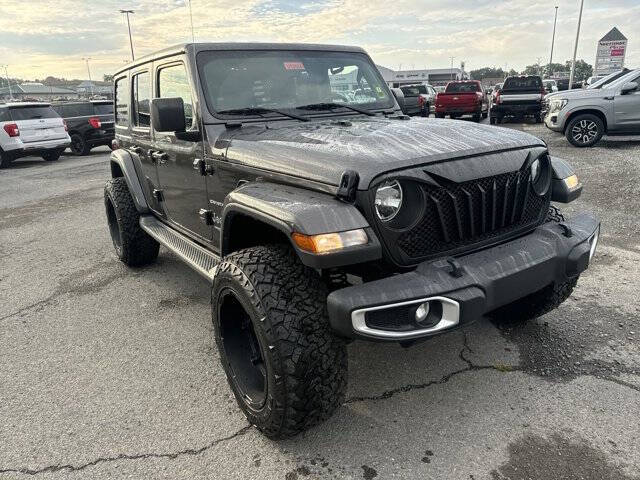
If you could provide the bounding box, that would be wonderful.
[153,59,211,242]
[613,73,640,132]
[9,105,66,144]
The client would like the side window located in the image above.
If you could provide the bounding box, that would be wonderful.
[158,64,194,129]
[115,77,129,127]
[132,71,151,128]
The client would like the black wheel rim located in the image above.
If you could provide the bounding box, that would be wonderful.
[218,289,267,409]
[105,198,122,251]
[71,136,84,154]
[571,119,598,144]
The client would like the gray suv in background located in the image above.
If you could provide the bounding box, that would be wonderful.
[545,69,640,147]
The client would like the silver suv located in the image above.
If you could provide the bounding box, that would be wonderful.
[0,102,71,167]
[545,69,640,147]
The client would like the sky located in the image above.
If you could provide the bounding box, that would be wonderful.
[0,0,638,81]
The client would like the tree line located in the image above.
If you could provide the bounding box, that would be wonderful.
[470,59,593,82]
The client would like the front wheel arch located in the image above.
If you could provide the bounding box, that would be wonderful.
[562,109,608,133]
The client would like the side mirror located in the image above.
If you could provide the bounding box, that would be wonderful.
[390,88,406,113]
[621,82,638,94]
[151,97,186,133]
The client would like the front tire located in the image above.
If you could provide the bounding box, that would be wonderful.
[212,245,348,439]
[565,114,604,147]
[42,148,64,162]
[104,177,159,266]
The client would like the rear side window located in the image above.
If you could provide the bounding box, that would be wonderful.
[158,63,194,128]
[503,77,542,89]
[115,77,129,126]
[400,85,426,96]
[445,83,480,93]
[132,72,151,128]
[57,103,93,117]
[94,103,114,115]
[9,106,59,120]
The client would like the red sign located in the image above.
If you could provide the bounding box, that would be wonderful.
[284,62,305,70]
[610,48,625,57]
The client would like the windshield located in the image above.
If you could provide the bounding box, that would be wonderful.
[197,50,394,117]
[94,103,114,115]
[9,105,59,120]
[591,69,636,90]
[445,82,480,93]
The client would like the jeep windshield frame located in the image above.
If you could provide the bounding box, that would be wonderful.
[196,49,395,121]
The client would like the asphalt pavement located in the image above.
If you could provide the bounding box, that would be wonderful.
[1,125,639,480]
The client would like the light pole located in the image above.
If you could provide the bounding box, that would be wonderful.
[450,57,455,81]
[188,0,195,42]
[548,6,559,78]
[119,9,135,61]
[1,64,13,100]
[82,57,93,97]
[569,0,584,89]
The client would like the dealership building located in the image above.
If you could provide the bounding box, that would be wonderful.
[377,65,470,87]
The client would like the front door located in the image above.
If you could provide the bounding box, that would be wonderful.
[152,60,211,243]
[614,74,640,132]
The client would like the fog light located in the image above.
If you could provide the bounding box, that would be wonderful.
[415,302,430,323]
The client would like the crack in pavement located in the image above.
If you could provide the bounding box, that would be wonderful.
[0,425,252,476]
[346,333,519,404]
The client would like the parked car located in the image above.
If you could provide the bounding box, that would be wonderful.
[434,80,488,121]
[0,102,70,168]
[545,68,640,147]
[105,42,598,439]
[52,100,115,155]
[399,84,436,116]
[490,75,545,124]
[543,79,558,93]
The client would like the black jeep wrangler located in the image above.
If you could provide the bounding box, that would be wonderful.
[104,43,599,438]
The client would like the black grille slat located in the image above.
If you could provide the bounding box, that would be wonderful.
[395,170,549,261]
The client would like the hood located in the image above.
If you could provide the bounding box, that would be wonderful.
[551,88,612,101]
[218,117,545,189]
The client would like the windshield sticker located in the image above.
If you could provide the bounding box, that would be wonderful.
[375,85,385,97]
[284,62,305,70]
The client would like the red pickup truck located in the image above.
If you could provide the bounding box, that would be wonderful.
[435,80,488,122]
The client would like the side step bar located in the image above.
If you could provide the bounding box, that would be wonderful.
[139,215,219,282]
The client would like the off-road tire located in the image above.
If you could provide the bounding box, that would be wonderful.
[565,113,604,148]
[42,148,64,162]
[104,177,159,266]
[212,244,348,439]
[491,205,575,325]
[70,133,90,156]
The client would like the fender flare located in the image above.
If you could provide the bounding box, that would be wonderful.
[220,182,381,269]
[109,149,149,213]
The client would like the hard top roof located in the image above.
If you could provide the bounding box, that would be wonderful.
[0,102,51,108]
[113,42,367,76]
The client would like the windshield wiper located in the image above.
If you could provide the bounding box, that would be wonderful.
[216,107,308,122]
[296,102,376,116]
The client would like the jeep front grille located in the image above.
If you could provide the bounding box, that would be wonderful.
[394,170,549,262]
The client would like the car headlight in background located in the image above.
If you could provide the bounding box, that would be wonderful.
[375,180,403,222]
[548,98,568,113]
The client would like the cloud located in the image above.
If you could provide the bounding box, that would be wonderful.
[0,0,637,80]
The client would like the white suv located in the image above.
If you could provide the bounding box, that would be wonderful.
[0,102,71,168]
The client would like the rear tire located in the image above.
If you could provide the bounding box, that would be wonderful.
[42,148,64,162]
[435,113,445,119]
[0,151,12,168]
[482,111,488,119]
[212,244,348,439]
[70,133,90,156]
[490,116,497,125]
[104,177,159,267]
[473,113,481,122]
[565,114,604,147]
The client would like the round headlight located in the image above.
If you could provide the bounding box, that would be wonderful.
[374,180,403,222]
[530,156,551,196]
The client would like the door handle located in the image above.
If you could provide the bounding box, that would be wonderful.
[151,151,169,164]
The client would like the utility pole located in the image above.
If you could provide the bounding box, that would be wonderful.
[82,57,93,97]
[119,10,135,61]
[1,65,13,100]
[569,0,584,89]
[548,6,559,78]
[188,0,195,42]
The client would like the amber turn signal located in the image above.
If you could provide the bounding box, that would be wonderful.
[292,229,368,254]
[563,174,580,190]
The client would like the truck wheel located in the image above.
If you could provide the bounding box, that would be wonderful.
[42,148,64,162]
[70,133,90,156]
[490,116,497,125]
[565,114,604,147]
[212,244,348,439]
[104,177,159,266]
[435,113,445,119]
[490,277,578,325]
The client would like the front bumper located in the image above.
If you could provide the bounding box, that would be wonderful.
[544,112,565,132]
[327,213,599,341]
